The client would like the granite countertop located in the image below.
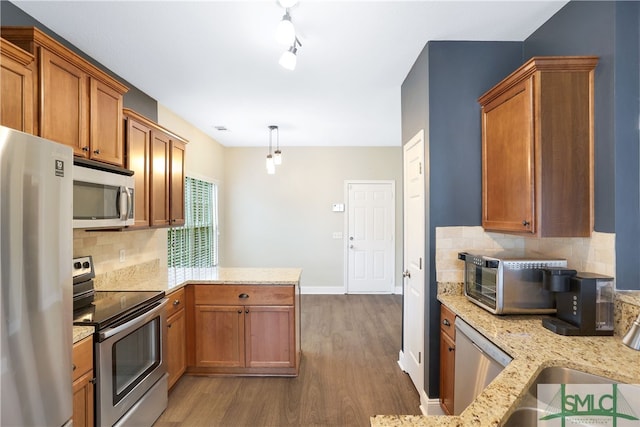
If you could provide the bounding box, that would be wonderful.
[73,266,302,343]
[371,294,640,427]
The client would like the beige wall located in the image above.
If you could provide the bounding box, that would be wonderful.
[222,146,403,291]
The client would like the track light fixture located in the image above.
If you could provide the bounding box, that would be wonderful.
[276,10,296,47]
[279,37,301,71]
[275,2,302,70]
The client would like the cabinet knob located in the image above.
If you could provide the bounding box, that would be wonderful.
[89,378,96,385]
[245,309,249,314]
[237,309,242,314]
[93,149,101,155]
[522,220,530,226]
[442,319,451,327]
[173,299,181,306]
[239,293,249,299]
[448,347,455,352]
[72,364,77,371]
[167,324,172,328]
[82,146,89,152]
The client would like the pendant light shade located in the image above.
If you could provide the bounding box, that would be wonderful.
[276,12,296,47]
[266,154,276,174]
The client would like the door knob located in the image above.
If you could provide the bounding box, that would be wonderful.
[403,270,411,278]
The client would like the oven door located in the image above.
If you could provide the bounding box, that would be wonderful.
[96,299,167,427]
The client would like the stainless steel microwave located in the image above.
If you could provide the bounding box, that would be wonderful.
[73,159,134,229]
[458,251,567,314]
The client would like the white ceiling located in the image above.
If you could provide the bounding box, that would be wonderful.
[12,0,568,147]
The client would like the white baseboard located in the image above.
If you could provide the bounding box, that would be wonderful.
[300,286,346,294]
[394,285,403,294]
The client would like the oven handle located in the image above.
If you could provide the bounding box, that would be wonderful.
[99,298,168,341]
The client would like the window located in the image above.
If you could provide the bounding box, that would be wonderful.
[168,176,219,267]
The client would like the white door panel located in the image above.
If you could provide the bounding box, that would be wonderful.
[346,181,395,294]
[402,130,425,395]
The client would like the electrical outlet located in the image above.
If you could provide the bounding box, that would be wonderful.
[119,249,125,262]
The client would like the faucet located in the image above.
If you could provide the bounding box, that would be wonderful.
[622,312,640,350]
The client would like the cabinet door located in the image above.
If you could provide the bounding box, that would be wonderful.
[194,305,245,368]
[0,42,33,133]
[439,331,455,415]
[90,78,124,166]
[149,130,170,227]
[72,371,95,427]
[126,117,151,227]
[170,140,186,227]
[167,309,186,389]
[40,48,89,155]
[482,79,534,233]
[245,305,295,369]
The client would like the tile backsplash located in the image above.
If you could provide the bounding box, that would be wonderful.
[435,226,615,284]
[73,228,168,276]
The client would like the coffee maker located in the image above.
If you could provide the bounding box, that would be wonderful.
[541,268,614,336]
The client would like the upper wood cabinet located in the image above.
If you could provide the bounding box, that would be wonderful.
[479,56,598,237]
[1,26,128,167]
[123,109,187,229]
[1,38,34,133]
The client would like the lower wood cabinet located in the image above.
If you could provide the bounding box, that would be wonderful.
[72,336,94,427]
[166,288,186,389]
[439,304,456,415]
[186,284,300,376]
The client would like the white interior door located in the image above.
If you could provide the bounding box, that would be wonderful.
[345,181,395,294]
[401,130,425,395]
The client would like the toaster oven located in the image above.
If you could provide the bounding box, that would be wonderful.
[458,251,567,314]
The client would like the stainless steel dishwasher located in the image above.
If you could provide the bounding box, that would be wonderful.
[453,317,513,415]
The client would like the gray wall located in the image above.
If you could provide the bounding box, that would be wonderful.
[524,0,640,290]
[1,1,158,120]
[401,41,523,398]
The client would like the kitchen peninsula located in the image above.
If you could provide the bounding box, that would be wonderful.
[72,265,302,381]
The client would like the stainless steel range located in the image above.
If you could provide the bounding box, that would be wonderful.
[72,256,168,427]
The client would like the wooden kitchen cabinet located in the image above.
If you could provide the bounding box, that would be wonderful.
[166,287,186,389]
[186,284,300,376]
[72,336,94,427]
[123,109,187,228]
[1,26,128,166]
[1,37,34,133]
[479,56,598,237]
[439,304,455,415]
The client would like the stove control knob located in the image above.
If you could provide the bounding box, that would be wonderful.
[74,262,82,269]
[82,261,90,269]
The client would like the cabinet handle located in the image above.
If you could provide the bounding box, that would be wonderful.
[442,319,451,327]
[93,149,101,155]
[173,299,181,306]
[239,293,249,299]
[522,220,530,226]
[448,347,455,352]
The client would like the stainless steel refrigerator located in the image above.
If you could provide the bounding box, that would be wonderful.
[1,125,73,426]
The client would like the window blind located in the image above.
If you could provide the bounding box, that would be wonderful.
[168,176,219,267]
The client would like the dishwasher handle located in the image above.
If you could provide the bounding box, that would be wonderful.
[455,317,512,367]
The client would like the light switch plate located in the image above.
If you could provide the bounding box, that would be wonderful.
[332,203,345,212]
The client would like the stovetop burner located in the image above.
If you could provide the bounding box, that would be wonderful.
[72,256,165,330]
[73,290,166,330]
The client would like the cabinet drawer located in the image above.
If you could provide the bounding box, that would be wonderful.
[72,336,93,381]
[440,304,456,340]
[166,287,186,318]
[194,285,294,306]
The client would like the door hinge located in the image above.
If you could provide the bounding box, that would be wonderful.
[419,162,422,175]
[418,352,421,364]
[419,257,422,270]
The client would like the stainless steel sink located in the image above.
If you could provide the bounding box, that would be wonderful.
[501,367,620,427]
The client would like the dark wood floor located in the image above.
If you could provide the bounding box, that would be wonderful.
[154,294,421,427]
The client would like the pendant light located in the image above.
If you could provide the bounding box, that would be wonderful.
[266,126,276,174]
[272,125,282,165]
